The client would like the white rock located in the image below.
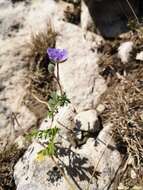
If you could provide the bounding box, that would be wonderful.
[14,123,121,190]
[39,104,76,146]
[131,169,137,179]
[14,142,52,189]
[56,22,107,112]
[96,103,105,114]
[0,39,37,149]
[0,0,59,150]
[118,41,133,63]
[77,123,122,190]
[0,2,28,39]
[118,183,128,190]
[81,0,94,32]
[24,0,58,33]
[136,51,143,61]
[1,1,120,189]
[74,109,100,132]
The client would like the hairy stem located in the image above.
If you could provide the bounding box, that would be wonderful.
[54,74,63,95]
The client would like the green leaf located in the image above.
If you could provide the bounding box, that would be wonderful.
[28,127,59,141]
[58,93,70,106]
[38,142,57,157]
[47,92,70,119]
[47,142,56,156]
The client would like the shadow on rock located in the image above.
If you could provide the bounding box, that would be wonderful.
[47,146,100,190]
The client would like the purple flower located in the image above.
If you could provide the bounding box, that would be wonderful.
[47,48,68,63]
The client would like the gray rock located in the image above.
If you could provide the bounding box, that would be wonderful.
[81,0,141,38]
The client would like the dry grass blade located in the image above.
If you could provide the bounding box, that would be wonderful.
[99,30,143,187]
[23,23,57,119]
[0,145,25,190]
[102,71,143,168]
[27,23,57,61]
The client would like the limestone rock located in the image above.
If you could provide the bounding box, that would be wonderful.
[0,0,123,189]
[118,41,134,63]
[96,104,105,114]
[136,51,143,61]
[0,0,60,150]
[74,109,101,132]
[56,22,107,112]
[77,123,122,190]
[14,123,121,190]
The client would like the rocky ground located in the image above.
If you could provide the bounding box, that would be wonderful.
[0,0,143,190]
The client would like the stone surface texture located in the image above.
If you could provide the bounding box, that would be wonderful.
[56,22,106,112]
[74,110,100,132]
[14,117,121,190]
[118,41,134,63]
[136,51,143,61]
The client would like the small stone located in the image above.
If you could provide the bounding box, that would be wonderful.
[136,51,143,61]
[131,169,137,179]
[74,109,102,133]
[96,104,105,114]
[118,183,128,190]
[132,185,143,190]
[118,41,133,63]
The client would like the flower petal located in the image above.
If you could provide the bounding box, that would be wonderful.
[47,48,68,63]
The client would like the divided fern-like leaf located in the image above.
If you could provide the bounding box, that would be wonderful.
[47,92,70,118]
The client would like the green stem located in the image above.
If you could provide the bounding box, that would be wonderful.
[54,74,63,95]
[56,62,59,81]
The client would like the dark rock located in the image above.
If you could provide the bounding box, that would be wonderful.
[83,0,142,38]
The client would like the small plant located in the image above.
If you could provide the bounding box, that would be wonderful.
[29,127,59,157]
[28,48,75,190]
[29,47,69,157]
